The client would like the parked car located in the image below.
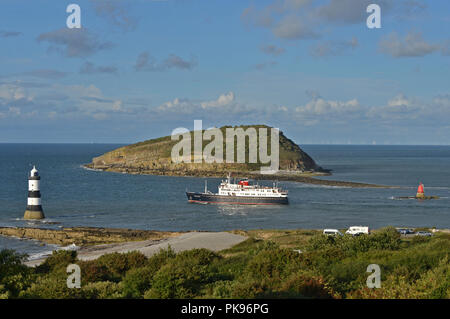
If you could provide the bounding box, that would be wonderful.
[323,229,343,236]
[397,228,414,235]
[415,231,433,237]
[345,226,370,236]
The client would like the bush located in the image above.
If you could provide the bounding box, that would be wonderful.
[0,249,33,297]
[122,266,156,298]
[414,256,450,299]
[208,280,234,298]
[81,281,122,299]
[144,249,220,299]
[36,250,77,274]
[228,279,267,299]
[96,251,148,280]
[121,248,177,298]
[0,284,8,299]
[369,227,401,250]
[147,247,176,271]
[280,271,337,299]
[243,246,303,283]
[175,249,221,265]
[19,273,84,299]
[78,260,111,284]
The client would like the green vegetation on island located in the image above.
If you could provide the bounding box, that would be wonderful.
[1,227,448,299]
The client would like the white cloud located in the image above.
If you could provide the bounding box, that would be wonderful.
[135,52,197,72]
[387,94,411,107]
[272,15,318,40]
[158,92,236,113]
[310,37,358,57]
[201,92,235,109]
[0,83,32,102]
[37,28,114,58]
[0,82,129,120]
[295,97,360,116]
[379,32,441,58]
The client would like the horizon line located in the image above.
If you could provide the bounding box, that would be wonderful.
[0,142,449,146]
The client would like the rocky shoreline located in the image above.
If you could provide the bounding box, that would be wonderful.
[83,163,392,188]
[0,226,182,246]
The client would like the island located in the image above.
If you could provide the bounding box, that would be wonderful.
[85,125,390,188]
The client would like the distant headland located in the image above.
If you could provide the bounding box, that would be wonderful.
[85,125,390,188]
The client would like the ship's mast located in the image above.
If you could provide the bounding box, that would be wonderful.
[205,180,208,193]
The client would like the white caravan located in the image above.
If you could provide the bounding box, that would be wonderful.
[345,226,370,236]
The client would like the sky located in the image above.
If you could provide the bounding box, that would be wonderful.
[0,0,449,144]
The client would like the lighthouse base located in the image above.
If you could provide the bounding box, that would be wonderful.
[24,210,45,220]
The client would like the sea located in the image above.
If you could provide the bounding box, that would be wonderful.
[0,143,449,258]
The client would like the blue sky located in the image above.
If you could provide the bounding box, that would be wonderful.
[0,0,449,144]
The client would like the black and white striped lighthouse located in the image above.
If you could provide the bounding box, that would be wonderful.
[24,166,45,220]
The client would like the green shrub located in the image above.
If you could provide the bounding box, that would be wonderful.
[121,247,177,298]
[243,246,303,283]
[146,247,176,271]
[81,281,122,299]
[228,279,267,299]
[78,260,111,284]
[0,284,8,299]
[36,250,77,274]
[369,227,401,250]
[414,256,450,299]
[19,273,84,299]
[122,266,156,298]
[411,235,430,244]
[96,251,148,280]
[0,249,33,297]
[280,271,337,299]
[144,249,220,299]
[175,249,221,265]
[208,280,234,298]
[210,254,249,281]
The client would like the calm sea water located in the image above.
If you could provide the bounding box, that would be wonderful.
[0,144,449,256]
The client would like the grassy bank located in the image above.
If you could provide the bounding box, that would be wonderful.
[1,227,449,299]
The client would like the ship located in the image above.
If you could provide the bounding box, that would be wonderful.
[186,174,288,205]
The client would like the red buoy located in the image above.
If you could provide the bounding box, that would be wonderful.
[416,182,425,197]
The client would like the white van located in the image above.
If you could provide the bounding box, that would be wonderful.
[345,226,370,236]
[323,229,343,236]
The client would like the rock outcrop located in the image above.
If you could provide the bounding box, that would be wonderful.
[0,227,181,246]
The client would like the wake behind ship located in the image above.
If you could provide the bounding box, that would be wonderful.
[186,174,288,205]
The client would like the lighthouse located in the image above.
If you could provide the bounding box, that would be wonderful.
[24,166,45,220]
